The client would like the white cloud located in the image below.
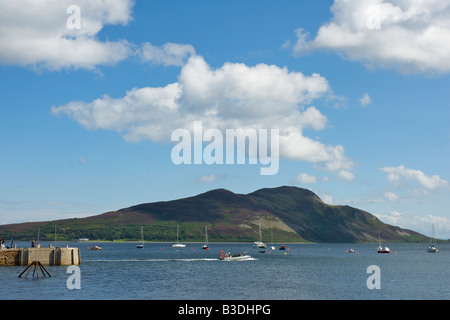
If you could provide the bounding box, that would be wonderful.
[79,157,88,164]
[337,169,355,181]
[194,174,223,184]
[380,165,448,190]
[315,190,334,205]
[359,93,372,106]
[296,173,318,184]
[0,0,134,70]
[293,0,450,74]
[376,211,450,239]
[52,54,354,173]
[140,42,196,66]
[383,191,399,201]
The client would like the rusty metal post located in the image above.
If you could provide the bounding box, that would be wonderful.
[18,261,51,278]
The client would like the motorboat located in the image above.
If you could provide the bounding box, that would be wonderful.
[279,245,286,250]
[89,245,102,251]
[219,253,252,261]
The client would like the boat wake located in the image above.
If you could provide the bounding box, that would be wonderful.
[84,258,220,263]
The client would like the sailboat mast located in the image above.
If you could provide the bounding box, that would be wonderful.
[259,216,262,242]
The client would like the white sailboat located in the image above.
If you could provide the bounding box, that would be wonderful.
[136,226,144,249]
[172,225,186,248]
[254,215,266,248]
[427,224,438,253]
[377,233,390,254]
[202,225,209,250]
[270,229,275,250]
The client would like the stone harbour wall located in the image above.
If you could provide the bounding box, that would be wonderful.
[0,247,80,266]
[0,249,20,266]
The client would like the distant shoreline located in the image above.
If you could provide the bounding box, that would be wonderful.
[78,240,314,244]
[8,240,313,245]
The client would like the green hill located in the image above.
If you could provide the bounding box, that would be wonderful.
[0,186,427,243]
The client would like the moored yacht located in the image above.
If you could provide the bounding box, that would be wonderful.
[377,234,390,253]
[172,225,186,248]
[427,224,438,253]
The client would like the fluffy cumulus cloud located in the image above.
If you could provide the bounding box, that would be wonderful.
[293,0,450,74]
[359,93,372,106]
[376,211,450,239]
[296,173,318,184]
[383,191,399,201]
[337,170,355,181]
[140,42,196,67]
[52,54,354,173]
[0,0,134,70]
[380,165,448,190]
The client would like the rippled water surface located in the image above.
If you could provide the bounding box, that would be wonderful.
[1,242,449,300]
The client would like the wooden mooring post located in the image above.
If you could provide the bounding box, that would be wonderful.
[18,261,51,279]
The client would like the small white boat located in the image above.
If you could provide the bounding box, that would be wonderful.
[172,225,186,248]
[219,253,252,261]
[137,226,144,249]
[377,234,390,253]
[202,225,209,250]
[89,245,102,251]
[254,241,266,248]
[254,215,266,248]
[427,245,438,253]
[427,224,438,253]
[377,246,390,253]
[269,230,275,250]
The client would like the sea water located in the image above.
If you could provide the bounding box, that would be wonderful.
[1,242,449,300]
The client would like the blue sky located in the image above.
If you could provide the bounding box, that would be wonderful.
[1,0,449,238]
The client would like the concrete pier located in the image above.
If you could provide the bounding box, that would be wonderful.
[0,247,81,266]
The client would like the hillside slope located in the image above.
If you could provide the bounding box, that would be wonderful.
[0,186,426,243]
